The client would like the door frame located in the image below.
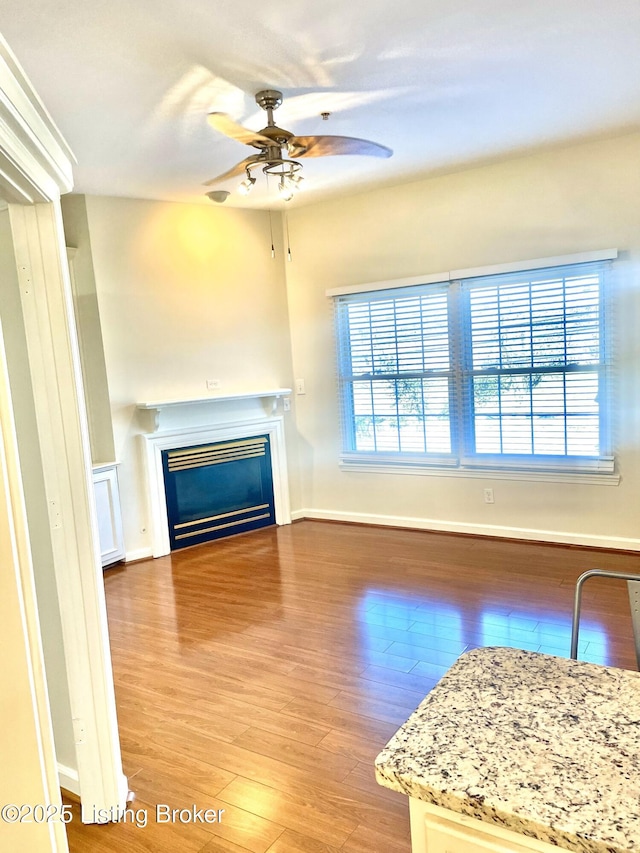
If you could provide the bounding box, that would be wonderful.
[0,31,127,832]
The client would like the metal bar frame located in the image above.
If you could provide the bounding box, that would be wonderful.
[570,569,640,668]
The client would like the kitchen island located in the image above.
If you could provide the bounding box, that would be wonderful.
[375,646,640,853]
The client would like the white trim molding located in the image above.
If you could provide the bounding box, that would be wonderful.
[142,416,291,558]
[326,248,618,297]
[0,34,74,203]
[10,202,128,822]
[291,508,640,551]
[124,546,154,563]
[326,271,448,298]
[137,388,291,431]
[58,763,80,797]
[339,458,619,486]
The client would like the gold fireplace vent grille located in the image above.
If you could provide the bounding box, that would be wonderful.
[174,506,272,540]
[166,437,267,472]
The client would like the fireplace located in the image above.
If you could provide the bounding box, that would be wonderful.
[162,435,276,550]
[139,395,291,558]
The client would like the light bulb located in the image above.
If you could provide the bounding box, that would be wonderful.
[238,173,256,195]
[278,179,294,202]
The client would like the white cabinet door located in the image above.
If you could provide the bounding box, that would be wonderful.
[92,465,125,567]
[410,800,566,853]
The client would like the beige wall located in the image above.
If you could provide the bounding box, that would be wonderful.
[285,132,640,548]
[0,471,59,853]
[71,131,640,555]
[81,196,298,557]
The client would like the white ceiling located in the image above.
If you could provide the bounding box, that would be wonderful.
[2,0,640,209]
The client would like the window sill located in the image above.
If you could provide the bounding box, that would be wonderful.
[339,458,620,486]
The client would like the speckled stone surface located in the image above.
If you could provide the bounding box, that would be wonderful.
[375,647,640,853]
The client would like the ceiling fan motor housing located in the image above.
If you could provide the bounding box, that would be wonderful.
[254,89,292,145]
[255,89,283,111]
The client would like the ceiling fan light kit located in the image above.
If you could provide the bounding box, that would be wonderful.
[204,89,392,203]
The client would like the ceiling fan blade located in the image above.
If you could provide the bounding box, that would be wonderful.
[202,154,263,186]
[207,112,272,148]
[288,135,393,159]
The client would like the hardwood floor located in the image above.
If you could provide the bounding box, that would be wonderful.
[64,521,639,852]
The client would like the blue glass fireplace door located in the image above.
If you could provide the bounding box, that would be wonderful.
[162,435,276,550]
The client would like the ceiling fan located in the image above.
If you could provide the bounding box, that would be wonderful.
[204,89,393,202]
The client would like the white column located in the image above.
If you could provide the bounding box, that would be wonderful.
[9,199,128,822]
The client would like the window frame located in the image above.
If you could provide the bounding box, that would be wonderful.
[333,254,616,480]
[337,282,458,466]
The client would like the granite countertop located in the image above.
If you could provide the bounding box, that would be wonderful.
[375,647,640,853]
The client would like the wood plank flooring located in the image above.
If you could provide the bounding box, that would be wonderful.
[64,521,640,852]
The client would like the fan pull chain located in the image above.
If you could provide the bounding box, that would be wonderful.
[265,174,276,258]
[268,208,275,259]
[265,174,292,260]
[285,213,292,262]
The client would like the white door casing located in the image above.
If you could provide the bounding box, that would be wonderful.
[0,29,127,834]
[10,200,128,820]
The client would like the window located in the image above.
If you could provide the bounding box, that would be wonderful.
[335,260,613,475]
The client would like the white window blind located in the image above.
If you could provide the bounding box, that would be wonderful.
[338,285,454,460]
[335,260,613,474]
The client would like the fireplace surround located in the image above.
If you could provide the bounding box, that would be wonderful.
[139,392,291,557]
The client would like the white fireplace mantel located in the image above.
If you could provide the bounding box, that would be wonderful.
[137,388,291,432]
[138,389,293,556]
[139,402,292,557]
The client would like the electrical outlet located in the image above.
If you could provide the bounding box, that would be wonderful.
[483,488,495,504]
[206,378,221,391]
[295,378,306,395]
[283,397,291,412]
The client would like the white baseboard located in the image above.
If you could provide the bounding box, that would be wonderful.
[291,508,640,551]
[58,762,80,796]
[124,547,153,563]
